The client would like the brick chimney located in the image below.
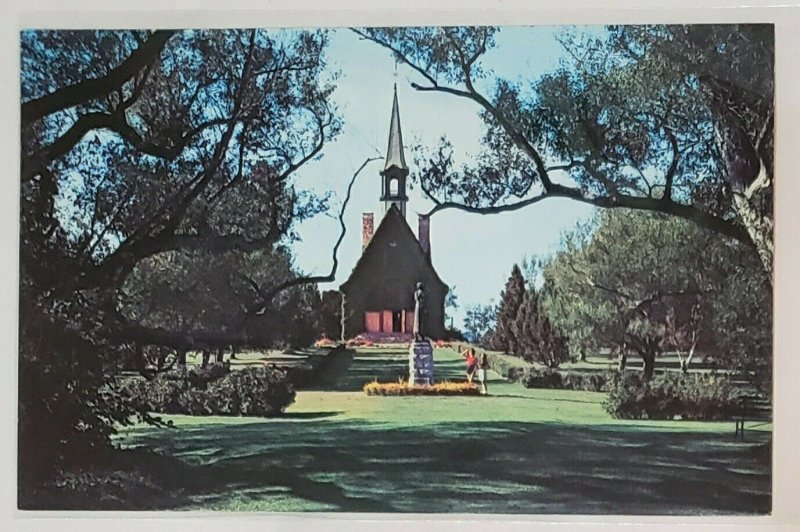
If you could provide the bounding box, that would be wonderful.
[418,215,430,258]
[362,212,374,250]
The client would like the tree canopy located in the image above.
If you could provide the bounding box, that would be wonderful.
[540,209,770,383]
[356,25,773,275]
[18,29,350,477]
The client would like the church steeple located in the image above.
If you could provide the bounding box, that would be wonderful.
[380,85,409,217]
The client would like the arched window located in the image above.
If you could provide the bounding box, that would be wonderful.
[389,178,399,196]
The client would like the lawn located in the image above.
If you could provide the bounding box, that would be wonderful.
[116,346,771,514]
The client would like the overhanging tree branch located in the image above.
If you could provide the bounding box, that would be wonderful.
[249,156,380,315]
[357,28,760,255]
[21,30,175,125]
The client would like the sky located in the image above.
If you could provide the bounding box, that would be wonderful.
[288,27,599,329]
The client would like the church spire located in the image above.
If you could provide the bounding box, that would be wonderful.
[380,85,410,218]
[384,84,408,171]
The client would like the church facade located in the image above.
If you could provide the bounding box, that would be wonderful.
[339,88,449,340]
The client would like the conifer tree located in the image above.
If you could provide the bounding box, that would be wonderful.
[490,264,526,353]
[512,289,569,368]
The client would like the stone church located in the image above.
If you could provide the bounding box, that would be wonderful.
[340,87,449,341]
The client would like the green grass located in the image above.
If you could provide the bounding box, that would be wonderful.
[114,345,771,514]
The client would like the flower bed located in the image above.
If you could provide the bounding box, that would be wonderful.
[363,380,480,396]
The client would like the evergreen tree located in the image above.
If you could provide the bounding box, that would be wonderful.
[490,265,526,353]
[320,290,343,340]
[512,289,569,368]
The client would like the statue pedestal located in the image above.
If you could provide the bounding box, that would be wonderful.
[409,339,435,386]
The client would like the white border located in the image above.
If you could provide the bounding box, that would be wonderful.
[3,1,799,530]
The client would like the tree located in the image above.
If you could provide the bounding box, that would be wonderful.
[463,303,495,345]
[511,289,569,368]
[320,290,343,341]
[709,264,772,394]
[445,285,459,328]
[490,264,526,353]
[18,28,351,480]
[119,247,325,362]
[355,25,773,276]
[541,209,769,382]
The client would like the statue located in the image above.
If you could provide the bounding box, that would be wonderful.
[413,281,425,340]
[409,281,434,385]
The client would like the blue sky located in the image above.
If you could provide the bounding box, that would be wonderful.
[289,27,598,328]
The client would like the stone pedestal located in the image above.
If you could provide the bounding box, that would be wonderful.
[409,339,435,385]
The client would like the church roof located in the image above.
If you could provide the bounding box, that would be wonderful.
[383,85,408,172]
[340,205,447,291]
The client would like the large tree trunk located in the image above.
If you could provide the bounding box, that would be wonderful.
[201,349,210,368]
[641,350,657,381]
[732,193,773,277]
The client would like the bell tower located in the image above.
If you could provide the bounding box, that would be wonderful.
[380,85,409,218]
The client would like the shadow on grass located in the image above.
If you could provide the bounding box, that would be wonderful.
[279,411,343,420]
[107,418,771,515]
[492,394,602,405]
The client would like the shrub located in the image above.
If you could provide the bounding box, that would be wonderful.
[485,352,530,382]
[521,368,610,392]
[521,368,564,389]
[363,380,480,396]
[119,365,295,417]
[604,372,742,420]
[204,366,296,416]
[284,346,354,388]
[185,362,229,389]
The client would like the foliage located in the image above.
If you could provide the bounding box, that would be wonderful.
[510,288,569,368]
[540,210,740,380]
[709,268,772,394]
[120,247,323,349]
[120,365,295,417]
[462,303,496,345]
[320,290,343,341]
[204,366,296,416]
[19,28,341,476]
[484,352,531,383]
[521,368,610,392]
[539,209,771,387]
[604,372,741,420]
[363,380,480,396]
[285,346,355,388]
[18,292,159,485]
[360,25,773,274]
[489,264,526,352]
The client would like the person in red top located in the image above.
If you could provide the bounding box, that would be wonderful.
[462,348,477,383]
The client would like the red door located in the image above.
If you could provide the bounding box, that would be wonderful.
[365,312,381,333]
[381,310,393,332]
[404,310,415,333]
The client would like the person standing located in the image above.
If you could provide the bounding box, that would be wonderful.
[462,348,477,383]
[477,352,490,395]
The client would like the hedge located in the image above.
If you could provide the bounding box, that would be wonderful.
[604,372,742,420]
[484,352,531,382]
[521,368,611,392]
[119,364,295,417]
